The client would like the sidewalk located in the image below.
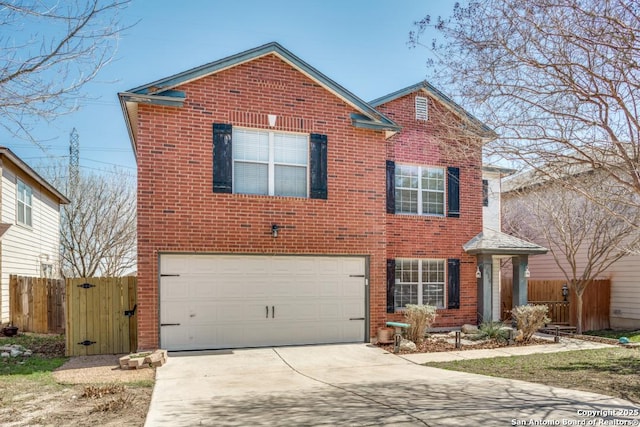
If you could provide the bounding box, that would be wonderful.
[399,336,615,364]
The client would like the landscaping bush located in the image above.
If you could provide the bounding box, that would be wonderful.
[470,321,510,342]
[404,304,437,344]
[511,304,551,342]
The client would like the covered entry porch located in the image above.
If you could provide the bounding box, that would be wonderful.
[464,230,548,323]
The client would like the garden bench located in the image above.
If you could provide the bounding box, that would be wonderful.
[386,321,410,353]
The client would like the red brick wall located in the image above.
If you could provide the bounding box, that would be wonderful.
[378,94,483,328]
[135,54,388,350]
[134,54,482,349]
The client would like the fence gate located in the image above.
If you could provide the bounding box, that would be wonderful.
[66,277,137,356]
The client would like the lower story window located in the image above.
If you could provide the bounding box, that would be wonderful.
[395,258,445,309]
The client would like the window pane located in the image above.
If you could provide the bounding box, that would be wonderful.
[422,260,445,307]
[395,189,418,214]
[274,133,307,165]
[422,168,444,191]
[275,165,307,197]
[233,129,269,162]
[422,284,444,307]
[395,165,418,188]
[234,162,268,195]
[395,284,418,309]
[17,204,24,224]
[25,206,32,226]
[422,191,444,215]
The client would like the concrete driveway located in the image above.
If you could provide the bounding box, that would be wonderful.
[145,344,639,426]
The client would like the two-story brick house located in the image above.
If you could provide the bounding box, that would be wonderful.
[120,42,501,351]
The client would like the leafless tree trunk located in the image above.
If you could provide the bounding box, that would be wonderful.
[411,0,640,207]
[0,1,129,141]
[502,173,640,333]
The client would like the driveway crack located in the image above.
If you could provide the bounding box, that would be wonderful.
[271,348,431,426]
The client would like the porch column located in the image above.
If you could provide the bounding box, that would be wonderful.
[477,254,493,324]
[512,255,529,308]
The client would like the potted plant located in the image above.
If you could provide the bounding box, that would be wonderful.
[2,324,18,337]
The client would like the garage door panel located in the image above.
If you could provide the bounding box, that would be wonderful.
[160,255,366,351]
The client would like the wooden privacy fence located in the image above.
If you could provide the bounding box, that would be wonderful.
[10,275,65,334]
[501,278,610,331]
[66,277,137,357]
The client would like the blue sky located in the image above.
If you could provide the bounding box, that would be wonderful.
[5,0,456,178]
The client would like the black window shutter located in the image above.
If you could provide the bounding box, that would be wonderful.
[309,133,328,199]
[447,167,460,218]
[386,160,395,214]
[213,123,233,193]
[447,258,460,309]
[386,259,396,313]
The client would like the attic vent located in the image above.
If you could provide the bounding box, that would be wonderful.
[415,96,428,121]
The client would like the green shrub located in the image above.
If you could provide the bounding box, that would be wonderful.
[512,304,551,343]
[404,304,437,344]
[471,321,510,342]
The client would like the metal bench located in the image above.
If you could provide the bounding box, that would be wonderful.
[386,321,411,353]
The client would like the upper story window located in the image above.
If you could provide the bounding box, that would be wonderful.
[415,96,428,121]
[233,128,308,197]
[213,123,328,200]
[17,179,33,227]
[394,164,445,215]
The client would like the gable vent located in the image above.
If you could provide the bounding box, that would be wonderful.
[415,96,428,121]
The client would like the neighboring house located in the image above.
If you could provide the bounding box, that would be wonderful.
[503,170,640,330]
[119,42,543,351]
[0,147,69,323]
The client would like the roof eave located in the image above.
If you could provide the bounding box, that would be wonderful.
[118,92,185,107]
[465,248,549,256]
[0,148,70,204]
[351,113,401,133]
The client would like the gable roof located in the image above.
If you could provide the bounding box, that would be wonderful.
[370,81,497,141]
[119,42,400,157]
[0,147,69,204]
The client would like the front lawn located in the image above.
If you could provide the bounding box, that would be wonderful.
[583,329,640,343]
[425,347,640,404]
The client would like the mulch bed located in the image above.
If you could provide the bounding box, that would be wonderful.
[377,335,553,354]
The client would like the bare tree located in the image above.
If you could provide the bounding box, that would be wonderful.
[42,162,136,278]
[60,170,136,277]
[502,172,640,333]
[0,0,129,140]
[411,0,640,200]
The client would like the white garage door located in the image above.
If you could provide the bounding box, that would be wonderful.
[159,254,367,351]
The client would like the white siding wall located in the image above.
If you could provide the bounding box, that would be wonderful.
[483,171,504,321]
[483,171,502,232]
[0,165,61,322]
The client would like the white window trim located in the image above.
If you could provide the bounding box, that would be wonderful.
[415,96,428,121]
[232,127,309,197]
[395,258,446,310]
[395,164,446,216]
[16,179,33,227]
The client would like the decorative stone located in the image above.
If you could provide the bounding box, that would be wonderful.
[1,352,9,358]
[461,324,479,334]
[399,339,417,352]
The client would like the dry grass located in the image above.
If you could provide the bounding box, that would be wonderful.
[425,347,640,404]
